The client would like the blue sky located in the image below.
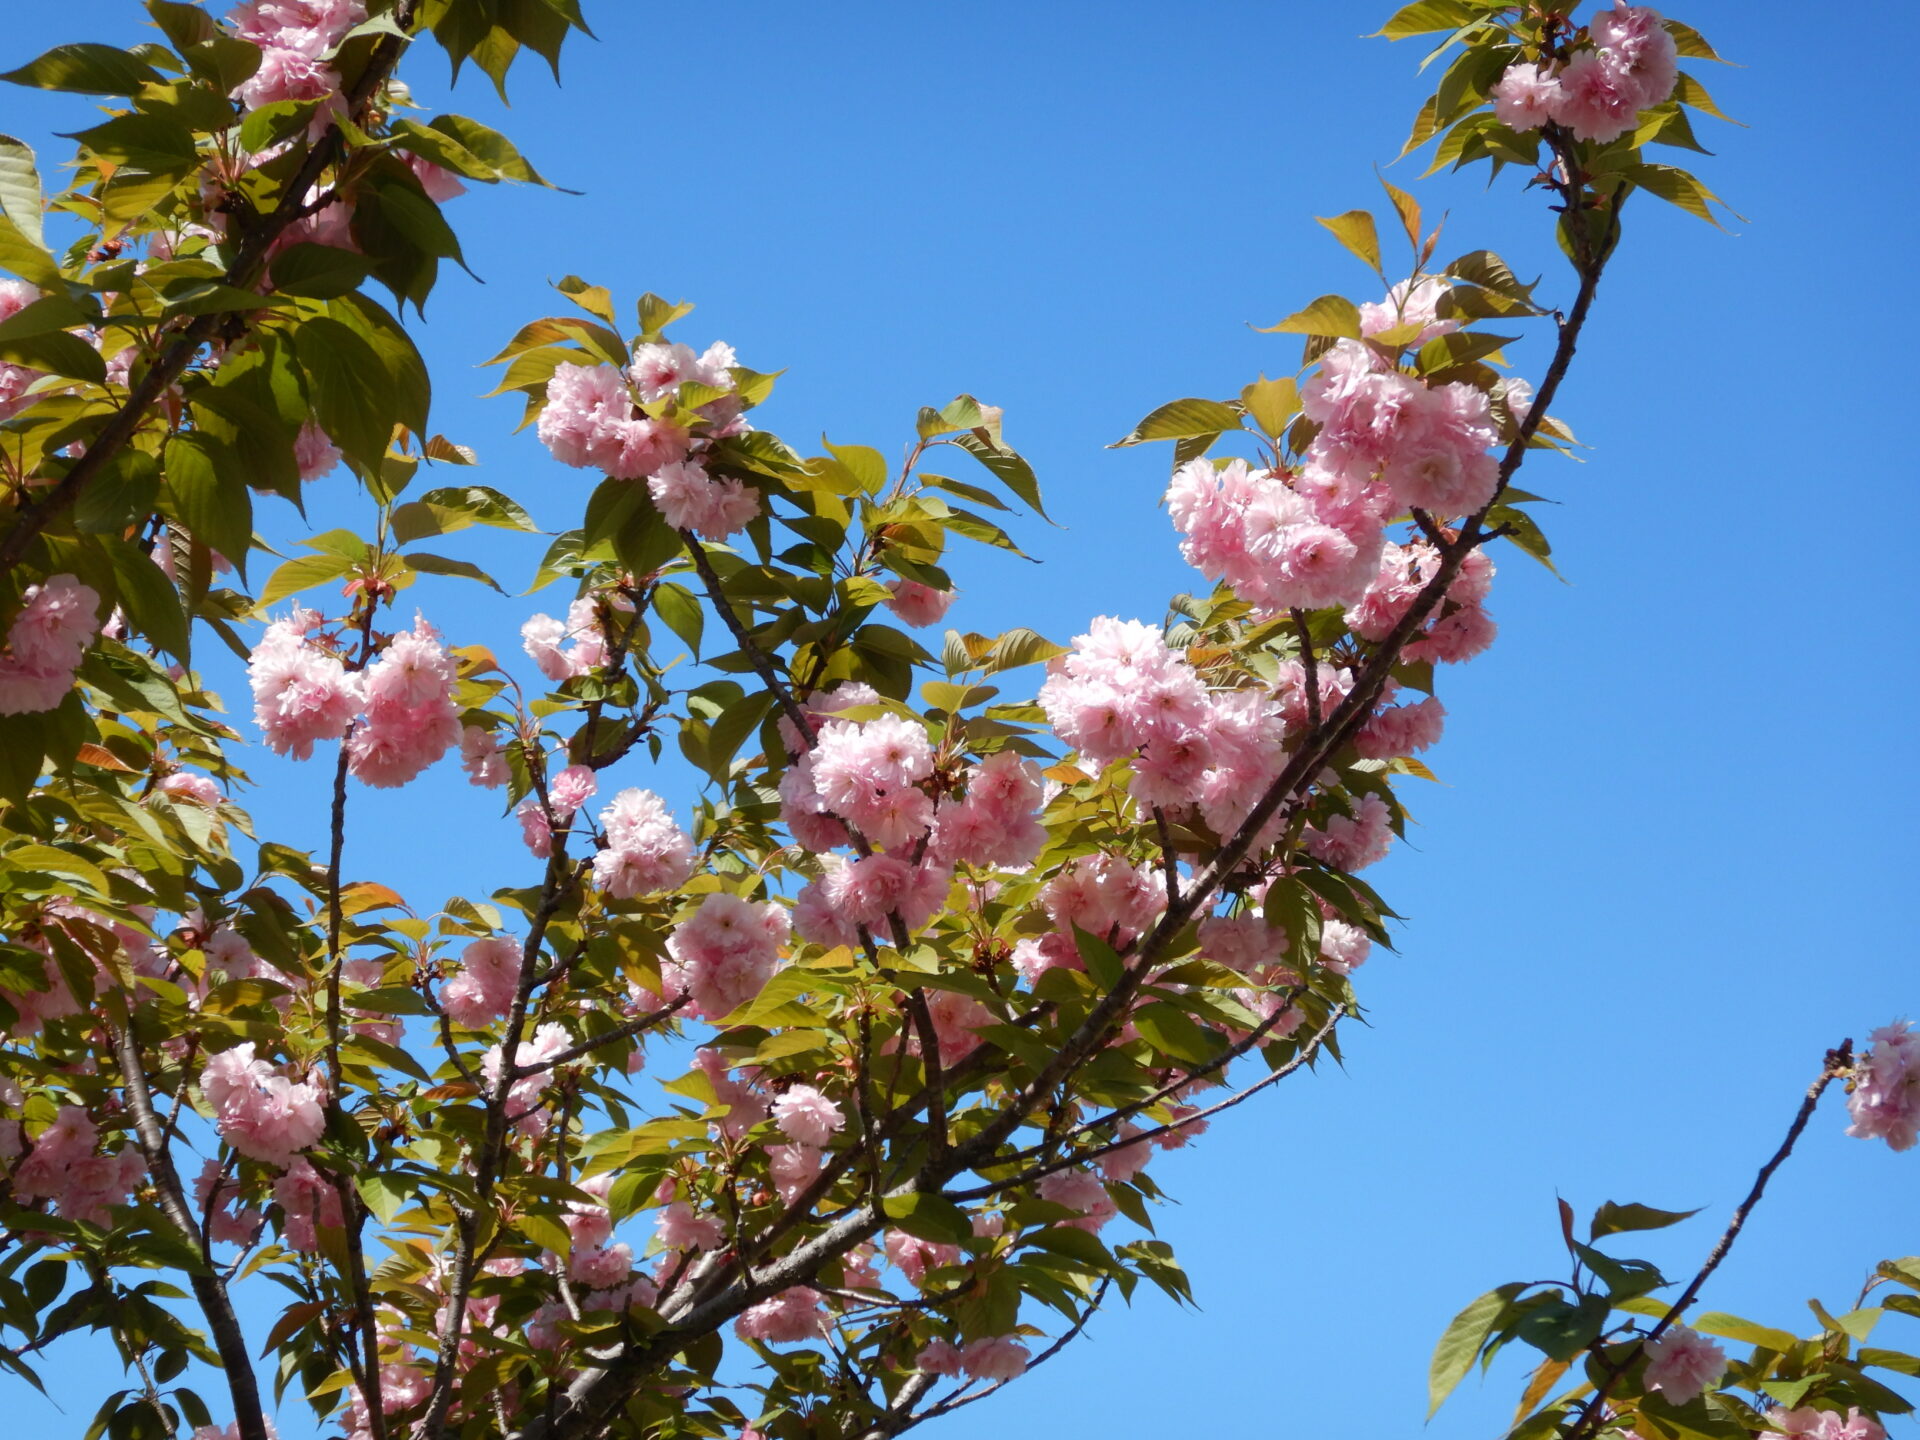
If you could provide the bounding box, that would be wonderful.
[3,2,1915,1436]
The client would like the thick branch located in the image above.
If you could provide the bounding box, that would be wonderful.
[113,1024,269,1440]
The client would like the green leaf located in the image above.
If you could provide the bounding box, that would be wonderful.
[1316,209,1381,270]
[555,274,616,327]
[1239,376,1301,437]
[1688,1312,1800,1353]
[0,135,45,248]
[1,43,162,95]
[882,1192,973,1248]
[823,438,888,493]
[99,536,189,661]
[652,581,703,657]
[1431,1285,1520,1416]
[1627,163,1733,227]
[293,315,396,474]
[164,432,252,578]
[427,113,554,186]
[980,626,1068,675]
[1133,1002,1221,1067]
[1071,926,1123,991]
[259,552,355,608]
[71,111,200,174]
[1374,0,1482,39]
[0,214,59,288]
[1380,173,1423,249]
[1589,1201,1701,1241]
[951,431,1049,520]
[637,291,693,341]
[401,551,503,592]
[1256,294,1363,340]
[267,243,371,300]
[355,1172,411,1226]
[1110,397,1243,448]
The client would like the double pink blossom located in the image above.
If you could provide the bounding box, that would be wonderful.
[0,573,101,715]
[202,1042,326,1164]
[662,893,790,1020]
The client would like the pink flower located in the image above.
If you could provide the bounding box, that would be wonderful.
[886,1230,962,1287]
[248,608,361,760]
[593,788,697,899]
[159,772,223,807]
[0,573,101,715]
[1491,62,1562,131]
[1359,276,1459,344]
[1591,3,1678,110]
[767,1142,823,1204]
[771,1085,845,1147]
[1769,1409,1885,1440]
[662,893,790,1021]
[406,154,467,203]
[460,726,509,789]
[1643,1324,1727,1405]
[273,1156,343,1251]
[1303,792,1395,872]
[236,45,339,110]
[547,764,598,819]
[195,1159,264,1246]
[11,1105,146,1226]
[961,1335,1030,1381]
[294,421,341,481]
[655,1201,725,1252]
[1036,1167,1117,1232]
[884,579,956,628]
[201,1043,326,1165]
[648,459,761,539]
[347,615,461,788]
[537,363,689,479]
[628,340,737,403]
[915,1338,966,1376]
[1550,49,1641,143]
[733,1287,829,1344]
[1845,1021,1920,1151]
[441,936,522,1027]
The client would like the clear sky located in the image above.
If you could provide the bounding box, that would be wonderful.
[3,2,1915,1437]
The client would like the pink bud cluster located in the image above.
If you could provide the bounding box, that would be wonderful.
[9,1104,146,1227]
[0,573,101,715]
[1490,4,1678,144]
[202,1042,327,1164]
[1845,1021,1920,1152]
[248,609,462,786]
[227,0,365,110]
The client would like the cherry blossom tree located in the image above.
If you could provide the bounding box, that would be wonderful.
[0,4,1910,1440]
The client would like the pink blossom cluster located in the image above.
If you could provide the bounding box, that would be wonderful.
[346,614,462,787]
[192,1422,279,1440]
[1036,1167,1118,1232]
[248,609,461,785]
[1769,1409,1887,1440]
[1360,276,1459,344]
[9,1104,146,1226]
[916,1334,1031,1381]
[930,751,1048,870]
[1346,541,1497,665]
[1845,1021,1920,1152]
[771,1084,845,1146]
[228,0,365,110]
[1642,1324,1727,1405]
[459,725,509,788]
[662,893,791,1021]
[692,1046,769,1139]
[202,1042,326,1164]
[0,280,47,422]
[1303,791,1396,872]
[1040,617,1302,838]
[441,936,523,1028]
[536,363,689,480]
[521,595,615,682]
[734,1286,830,1344]
[247,606,360,759]
[274,1156,344,1251]
[515,763,597,857]
[0,573,101,715]
[1489,4,1678,143]
[480,1022,572,1136]
[647,459,761,539]
[593,787,698,899]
